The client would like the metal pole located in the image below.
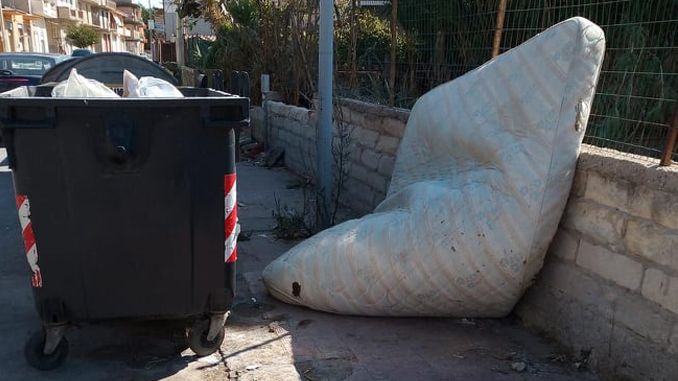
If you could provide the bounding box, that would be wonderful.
[176,12,184,66]
[317,0,333,229]
[261,73,270,149]
[0,0,11,52]
[148,0,155,60]
[491,0,507,58]
[388,0,397,106]
[660,109,677,167]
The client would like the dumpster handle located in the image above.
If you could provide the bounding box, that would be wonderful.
[200,104,248,129]
[0,119,55,129]
[0,106,56,129]
[203,119,250,129]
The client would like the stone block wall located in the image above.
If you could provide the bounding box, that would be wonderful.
[250,99,678,380]
[516,150,678,381]
[252,99,408,214]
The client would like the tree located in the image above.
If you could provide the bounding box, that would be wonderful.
[66,24,99,48]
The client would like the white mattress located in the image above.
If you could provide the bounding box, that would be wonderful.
[263,17,605,317]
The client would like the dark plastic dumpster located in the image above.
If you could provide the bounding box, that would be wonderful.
[41,52,177,87]
[0,85,248,370]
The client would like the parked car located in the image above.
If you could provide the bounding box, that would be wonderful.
[71,49,92,57]
[0,52,70,92]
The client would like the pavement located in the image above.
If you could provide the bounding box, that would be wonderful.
[0,146,600,381]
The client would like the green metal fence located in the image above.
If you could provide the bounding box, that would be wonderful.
[337,0,677,164]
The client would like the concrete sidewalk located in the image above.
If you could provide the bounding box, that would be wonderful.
[0,151,599,380]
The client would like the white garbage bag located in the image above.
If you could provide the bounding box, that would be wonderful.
[138,77,184,97]
[0,86,31,97]
[123,69,183,98]
[262,17,605,317]
[122,69,141,97]
[51,68,119,98]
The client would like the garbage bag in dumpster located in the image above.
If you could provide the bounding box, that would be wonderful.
[263,17,605,316]
[51,68,120,98]
[0,85,248,370]
[41,52,177,89]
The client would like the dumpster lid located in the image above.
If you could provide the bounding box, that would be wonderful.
[41,53,177,87]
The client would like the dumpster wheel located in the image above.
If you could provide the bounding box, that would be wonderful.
[24,330,69,371]
[187,318,225,356]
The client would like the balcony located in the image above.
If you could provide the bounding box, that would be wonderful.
[30,0,59,18]
[57,6,78,20]
[123,16,143,26]
[91,15,102,27]
[125,30,142,41]
[3,0,31,13]
[43,1,59,18]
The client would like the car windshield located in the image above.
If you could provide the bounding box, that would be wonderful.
[0,56,53,75]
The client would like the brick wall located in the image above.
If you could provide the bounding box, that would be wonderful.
[251,100,678,380]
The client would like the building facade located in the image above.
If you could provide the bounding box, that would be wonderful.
[1,0,53,52]
[0,0,136,54]
[115,0,144,55]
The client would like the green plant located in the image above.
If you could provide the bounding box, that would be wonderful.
[272,195,312,240]
[66,24,99,48]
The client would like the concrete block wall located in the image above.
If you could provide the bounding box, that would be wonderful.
[251,100,678,380]
[252,99,408,214]
[516,150,678,381]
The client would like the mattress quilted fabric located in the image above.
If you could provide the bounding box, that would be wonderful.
[262,17,605,317]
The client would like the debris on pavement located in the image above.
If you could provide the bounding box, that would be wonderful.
[511,361,528,372]
[198,354,222,365]
[494,352,513,361]
[265,147,285,167]
[549,352,568,363]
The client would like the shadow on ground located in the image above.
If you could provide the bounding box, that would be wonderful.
[0,147,600,381]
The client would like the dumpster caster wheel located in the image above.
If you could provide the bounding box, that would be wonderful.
[25,330,69,371]
[187,319,225,357]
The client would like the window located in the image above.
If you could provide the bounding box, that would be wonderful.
[0,57,54,75]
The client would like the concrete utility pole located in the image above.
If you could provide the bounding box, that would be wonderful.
[316,0,334,229]
[0,0,11,52]
[176,12,184,66]
[148,0,155,60]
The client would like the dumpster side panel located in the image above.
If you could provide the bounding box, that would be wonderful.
[1,94,247,324]
[9,126,88,324]
[191,126,236,314]
[59,106,196,320]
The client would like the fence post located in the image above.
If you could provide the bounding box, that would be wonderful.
[317,0,334,230]
[389,0,398,106]
[660,108,677,166]
[492,0,508,58]
[349,0,357,91]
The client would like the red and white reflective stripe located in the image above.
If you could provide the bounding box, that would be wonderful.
[15,195,42,288]
[224,174,238,263]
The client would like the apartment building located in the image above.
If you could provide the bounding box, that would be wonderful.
[115,0,144,55]
[0,0,54,52]
[1,0,133,54]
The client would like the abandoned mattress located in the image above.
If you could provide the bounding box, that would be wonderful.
[263,17,605,316]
